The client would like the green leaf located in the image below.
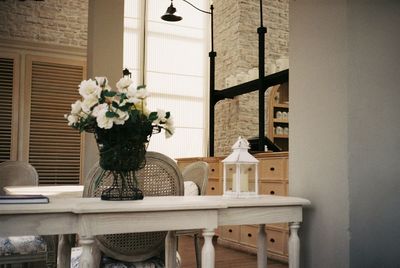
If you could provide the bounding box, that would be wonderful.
[165,111,170,119]
[137,85,146,90]
[149,112,158,121]
[104,90,117,97]
[106,111,118,118]
[111,101,119,109]
[119,105,129,112]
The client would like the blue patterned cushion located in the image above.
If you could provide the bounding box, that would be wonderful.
[71,247,181,268]
[0,236,46,256]
[102,256,165,268]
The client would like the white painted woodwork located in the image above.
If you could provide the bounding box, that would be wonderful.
[4,185,83,197]
[201,228,215,268]
[79,235,95,268]
[257,224,267,268]
[57,234,72,268]
[0,195,309,267]
[288,222,300,268]
[165,231,177,268]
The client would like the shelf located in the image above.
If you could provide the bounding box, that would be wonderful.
[273,119,288,123]
[273,135,289,139]
[273,103,289,109]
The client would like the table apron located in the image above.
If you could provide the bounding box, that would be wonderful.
[0,213,77,236]
[218,206,303,226]
[78,209,218,236]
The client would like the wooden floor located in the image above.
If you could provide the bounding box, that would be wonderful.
[178,235,288,268]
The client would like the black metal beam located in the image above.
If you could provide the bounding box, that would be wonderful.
[213,69,288,102]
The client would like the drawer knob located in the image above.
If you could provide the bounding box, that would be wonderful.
[211,168,215,172]
[270,238,275,243]
[247,233,252,237]
[228,229,233,233]
[211,187,215,190]
[270,167,275,171]
[270,190,275,195]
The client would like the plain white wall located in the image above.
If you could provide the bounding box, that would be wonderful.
[289,1,350,267]
[347,1,400,266]
[290,0,400,267]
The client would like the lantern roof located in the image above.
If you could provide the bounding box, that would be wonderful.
[222,136,259,163]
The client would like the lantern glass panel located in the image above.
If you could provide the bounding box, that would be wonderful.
[240,163,257,193]
[225,163,236,192]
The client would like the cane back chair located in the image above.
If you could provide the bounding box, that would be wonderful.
[83,151,184,266]
[179,161,209,268]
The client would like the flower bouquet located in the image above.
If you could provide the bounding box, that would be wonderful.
[65,76,174,200]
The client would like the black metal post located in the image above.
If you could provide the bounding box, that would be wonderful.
[258,0,267,151]
[209,4,216,156]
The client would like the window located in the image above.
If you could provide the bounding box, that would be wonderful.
[124,0,209,159]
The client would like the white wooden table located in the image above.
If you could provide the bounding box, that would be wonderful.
[0,195,310,268]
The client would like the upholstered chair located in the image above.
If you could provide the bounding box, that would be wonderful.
[0,160,57,268]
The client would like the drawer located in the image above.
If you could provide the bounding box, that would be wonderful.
[208,162,220,179]
[207,179,220,195]
[260,181,287,196]
[239,225,258,247]
[221,225,240,242]
[266,228,285,255]
[259,158,287,180]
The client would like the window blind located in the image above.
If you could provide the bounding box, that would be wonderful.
[0,57,16,163]
[29,59,84,184]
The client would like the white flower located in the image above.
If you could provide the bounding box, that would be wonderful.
[116,77,133,93]
[95,76,111,90]
[126,97,140,104]
[67,114,79,126]
[71,100,82,114]
[96,108,114,129]
[135,88,149,99]
[81,95,99,113]
[127,84,149,99]
[79,79,102,99]
[155,109,167,124]
[92,103,108,118]
[113,109,129,125]
[164,116,175,138]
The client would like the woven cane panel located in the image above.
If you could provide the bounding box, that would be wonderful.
[83,152,184,262]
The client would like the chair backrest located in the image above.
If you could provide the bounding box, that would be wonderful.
[0,161,39,195]
[182,161,209,196]
[83,151,184,262]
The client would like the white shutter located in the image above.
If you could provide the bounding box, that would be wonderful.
[0,53,19,163]
[27,56,86,184]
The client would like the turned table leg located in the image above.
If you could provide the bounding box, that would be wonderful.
[288,222,301,268]
[165,230,177,268]
[57,234,72,268]
[201,228,215,268]
[79,235,95,268]
[257,224,267,268]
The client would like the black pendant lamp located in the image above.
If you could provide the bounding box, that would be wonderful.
[161,0,182,22]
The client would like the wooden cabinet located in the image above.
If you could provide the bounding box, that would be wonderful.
[267,83,289,151]
[176,152,289,263]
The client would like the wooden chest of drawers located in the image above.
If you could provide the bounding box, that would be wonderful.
[176,152,289,262]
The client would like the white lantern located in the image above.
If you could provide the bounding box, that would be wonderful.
[222,137,259,198]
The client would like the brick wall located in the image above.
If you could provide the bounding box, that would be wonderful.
[0,0,88,48]
[214,0,289,156]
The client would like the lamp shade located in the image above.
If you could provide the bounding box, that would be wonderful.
[161,3,182,21]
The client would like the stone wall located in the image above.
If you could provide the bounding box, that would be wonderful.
[214,0,289,156]
[0,0,88,48]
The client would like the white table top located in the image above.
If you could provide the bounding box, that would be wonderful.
[3,185,84,198]
[0,195,310,215]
